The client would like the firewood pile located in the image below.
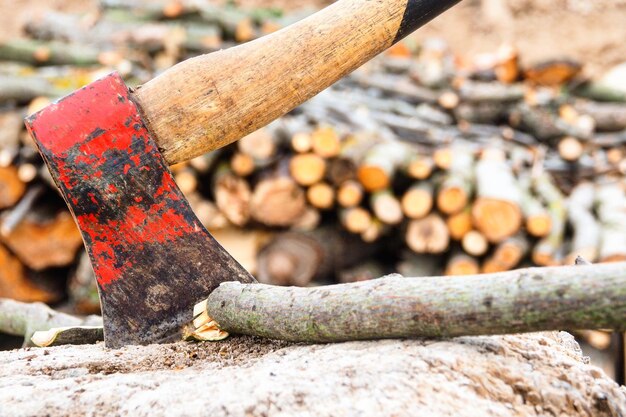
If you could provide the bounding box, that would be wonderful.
[0,0,625,318]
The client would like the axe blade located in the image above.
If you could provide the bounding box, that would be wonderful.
[25,72,255,348]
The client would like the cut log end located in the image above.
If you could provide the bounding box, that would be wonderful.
[445,254,480,276]
[337,180,363,208]
[307,182,334,210]
[311,127,341,158]
[447,209,473,240]
[340,207,373,234]
[357,165,390,192]
[526,214,552,238]
[472,198,522,243]
[289,153,327,186]
[406,214,449,254]
[401,186,433,219]
[230,153,255,177]
[437,187,469,215]
[406,157,434,180]
[251,177,306,227]
[462,230,489,257]
[558,136,584,162]
[371,191,403,225]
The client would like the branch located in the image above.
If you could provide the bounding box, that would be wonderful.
[204,263,626,342]
[0,298,102,346]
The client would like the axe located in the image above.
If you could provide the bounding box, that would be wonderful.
[25,0,461,347]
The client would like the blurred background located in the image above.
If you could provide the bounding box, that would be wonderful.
[0,0,624,381]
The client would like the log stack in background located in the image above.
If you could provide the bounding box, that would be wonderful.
[0,0,625,316]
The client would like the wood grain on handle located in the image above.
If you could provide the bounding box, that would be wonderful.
[132,0,460,165]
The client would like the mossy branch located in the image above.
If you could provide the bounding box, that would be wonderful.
[204,263,626,343]
[0,298,102,346]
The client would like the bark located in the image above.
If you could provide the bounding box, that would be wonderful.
[256,228,378,286]
[565,182,600,264]
[0,111,22,151]
[457,80,525,103]
[532,173,567,266]
[68,252,100,315]
[206,262,626,343]
[575,100,626,132]
[31,326,104,347]
[0,76,68,103]
[519,173,552,238]
[349,71,439,104]
[596,182,626,262]
[510,103,593,141]
[453,101,509,124]
[0,39,101,66]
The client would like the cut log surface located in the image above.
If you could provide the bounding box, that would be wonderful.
[472,149,523,243]
[406,213,449,254]
[214,168,251,226]
[0,245,57,303]
[1,211,83,270]
[357,142,409,192]
[250,176,306,227]
[0,166,26,209]
[0,332,624,417]
[437,146,474,215]
[401,182,433,219]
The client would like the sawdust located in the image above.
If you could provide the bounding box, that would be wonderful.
[21,335,294,376]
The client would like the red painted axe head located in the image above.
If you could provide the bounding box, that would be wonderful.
[25,72,255,348]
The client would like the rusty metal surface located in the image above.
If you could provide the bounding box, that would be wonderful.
[25,72,255,348]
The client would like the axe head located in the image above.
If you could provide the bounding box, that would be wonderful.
[25,72,255,348]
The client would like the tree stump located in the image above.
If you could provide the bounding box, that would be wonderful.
[0,332,624,416]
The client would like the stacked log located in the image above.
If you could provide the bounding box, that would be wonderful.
[0,1,625,318]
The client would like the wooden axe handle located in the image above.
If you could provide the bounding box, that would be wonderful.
[133,0,460,165]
